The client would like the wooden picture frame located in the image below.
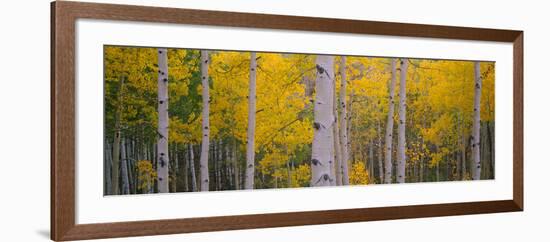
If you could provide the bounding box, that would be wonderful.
[51,1,523,241]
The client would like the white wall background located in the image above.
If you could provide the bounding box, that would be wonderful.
[0,0,548,241]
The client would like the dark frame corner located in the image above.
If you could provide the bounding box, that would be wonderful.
[51,1,523,241]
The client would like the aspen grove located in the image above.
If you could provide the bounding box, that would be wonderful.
[104,46,495,195]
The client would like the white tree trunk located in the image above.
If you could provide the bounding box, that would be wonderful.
[120,138,130,194]
[156,48,170,193]
[339,56,350,185]
[104,142,112,195]
[111,76,124,195]
[377,121,384,183]
[472,61,482,180]
[245,52,257,189]
[333,77,342,186]
[200,50,210,191]
[188,144,197,192]
[311,55,335,187]
[384,58,398,184]
[233,139,240,190]
[397,58,408,183]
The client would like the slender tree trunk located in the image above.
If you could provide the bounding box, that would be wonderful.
[217,140,223,190]
[377,121,384,183]
[419,135,425,182]
[156,48,170,193]
[339,56,350,185]
[199,50,211,191]
[111,76,124,195]
[183,145,189,192]
[171,144,178,192]
[311,55,335,187]
[472,61,482,180]
[188,144,197,192]
[384,59,398,184]
[348,90,355,162]
[225,142,233,189]
[121,138,130,194]
[333,75,343,186]
[130,140,136,194]
[368,141,374,181]
[397,59,408,183]
[487,122,495,178]
[105,142,112,195]
[245,52,257,189]
[233,139,240,190]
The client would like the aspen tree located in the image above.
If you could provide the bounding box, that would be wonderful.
[339,56,350,185]
[311,55,335,187]
[397,58,408,183]
[384,59,397,184]
[472,61,482,180]
[200,50,210,191]
[245,52,257,189]
[157,48,169,193]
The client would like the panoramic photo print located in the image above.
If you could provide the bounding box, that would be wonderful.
[103,46,495,195]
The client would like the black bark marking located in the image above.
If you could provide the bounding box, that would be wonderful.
[313,122,321,130]
[247,164,253,168]
[315,174,333,184]
[158,50,162,54]
[204,126,208,130]
[159,100,164,104]
[315,64,325,74]
[311,159,322,166]
[163,78,168,82]
[157,131,166,140]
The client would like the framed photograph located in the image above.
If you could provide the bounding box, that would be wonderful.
[51,1,523,241]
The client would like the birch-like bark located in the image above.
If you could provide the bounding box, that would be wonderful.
[217,140,223,190]
[121,138,130,194]
[172,144,178,192]
[339,56,350,185]
[368,141,374,180]
[200,50,210,191]
[377,121,384,183]
[111,76,124,195]
[472,61,482,180]
[156,48,170,193]
[233,139,240,190]
[397,58,408,183]
[105,142,112,195]
[333,76,342,186]
[311,55,335,187]
[384,59,397,184]
[183,145,189,192]
[188,144,197,192]
[245,52,257,189]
